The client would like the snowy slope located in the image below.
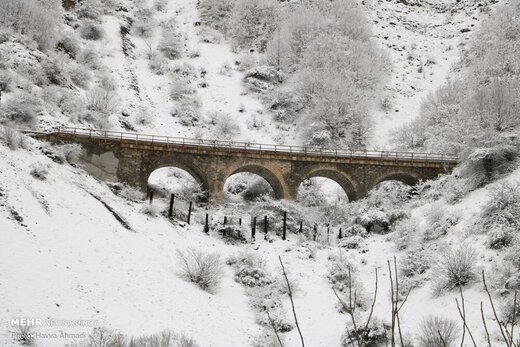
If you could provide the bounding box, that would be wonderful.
[363,0,497,147]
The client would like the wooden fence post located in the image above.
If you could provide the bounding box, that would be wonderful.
[148,190,154,204]
[204,213,209,233]
[313,224,317,241]
[338,227,342,239]
[239,218,242,226]
[282,211,287,241]
[187,201,192,224]
[168,193,175,217]
[252,217,257,241]
[224,216,227,225]
[299,221,303,234]
[264,215,268,240]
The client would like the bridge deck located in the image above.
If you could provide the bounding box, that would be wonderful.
[28,127,459,165]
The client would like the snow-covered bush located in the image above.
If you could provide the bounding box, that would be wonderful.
[433,246,477,294]
[460,143,520,190]
[154,0,168,12]
[422,202,458,241]
[355,210,390,233]
[68,64,91,89]
[109,183,144,202]
[486,228,515,250]
[140,204,160,217]
[0,92,41,125]
[401,246,432,278]
[477,182,520,233]
[227,252,274,287]
[148,55,169,75]
[296,179,327,207]
[504,241,520,271]
[159,30,184,60]
[0,0,62,50]
[76,0,103,21]
[268,89,304,124]
[30,163,49,180]
[53,143,83,164]
[42,52,71,86]
[171,62,198,79]
[175,249,224,293]
[81,326,125,347]
[197,0,235,35]
[0,69,13,104]
[328,252,367,312]
[14,325,34,347]
[80,21,105,41]
[172,97,201,127]
[0,127,28,150]
[133,20,155,39]
[170,78,195,100]
[56,35,80,59]
[416,316,458,347]
[198,27,223,44]
[341,319,387,347]
[229,0,279,52]
[338,236,364,250]
[393,218,419,250]
[214,224,249,243]
[214,114,240,140]
[77,46,101,70]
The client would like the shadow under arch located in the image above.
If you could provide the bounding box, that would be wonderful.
[302,169,358,201]
[374,172,420,188]
[227,165,285,200]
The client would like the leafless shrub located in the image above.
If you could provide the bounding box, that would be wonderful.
[82,326,126,347]
[86,86,119,115]
[14,325,34,346]
[417,316,458,347]
[433,246,477,294]
[175,248,224,293]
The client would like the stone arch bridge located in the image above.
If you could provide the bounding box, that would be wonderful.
[31,128,458,201]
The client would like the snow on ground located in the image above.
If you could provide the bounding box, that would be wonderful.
[363,0,496,148]
[0,138,515,346]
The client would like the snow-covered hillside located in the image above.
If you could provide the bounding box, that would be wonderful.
[364,0,497,147]
[2,0,520,346]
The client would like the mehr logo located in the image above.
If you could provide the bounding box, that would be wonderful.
[11,318,43,327]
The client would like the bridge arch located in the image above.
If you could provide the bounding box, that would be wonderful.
[147,160,210,198]
[374,172,420,188]
[225,164,286,200]
[299,169,359,201]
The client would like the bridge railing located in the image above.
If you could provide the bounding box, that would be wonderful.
[47,127,458,163]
